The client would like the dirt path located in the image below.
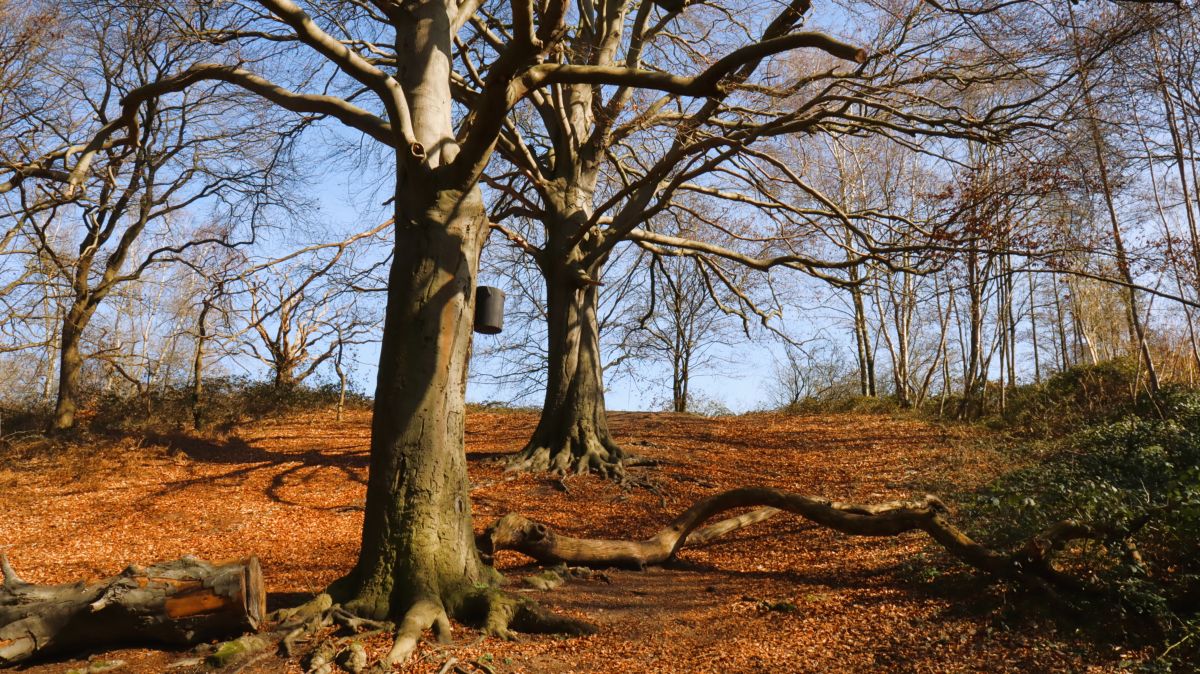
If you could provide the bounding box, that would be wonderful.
[1,410,1134,672]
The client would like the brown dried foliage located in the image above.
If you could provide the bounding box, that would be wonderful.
[0,410,1147,672]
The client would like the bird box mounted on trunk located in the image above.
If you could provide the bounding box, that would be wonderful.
[474,286,505,334]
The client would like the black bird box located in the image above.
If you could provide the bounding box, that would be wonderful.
[474,286,505,334]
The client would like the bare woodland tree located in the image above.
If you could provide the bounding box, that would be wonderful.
[1,4,293,430]
[482,0,1075,474]
[3,0,1197,667]
[628,244,743,413]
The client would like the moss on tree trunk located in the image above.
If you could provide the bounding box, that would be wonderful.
[329,181,496,625]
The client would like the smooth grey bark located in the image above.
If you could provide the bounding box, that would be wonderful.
[851,279,877,397]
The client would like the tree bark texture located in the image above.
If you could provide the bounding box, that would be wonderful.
[509,173,627,477]
[0,555,264,667]
[50,307,91,432]
[331,178,496,627]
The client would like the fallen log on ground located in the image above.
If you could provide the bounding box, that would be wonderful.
[0,555,265,667]
[480,486,1143,599]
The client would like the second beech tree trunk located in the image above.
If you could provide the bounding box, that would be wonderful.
[51,301,98,432]
[508,255,627,477]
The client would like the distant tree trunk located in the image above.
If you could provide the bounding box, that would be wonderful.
[853,291,877,397]
[894,269,914,407]
[38,285,59,405]
[1004,255,1017,388]
[334,338,347,422]
[1088,124,1160,393]
[958,250,986,418]
[1052,276,1071,371]
[50,300,97,432]
[1152,45,1200,375]
[672,348,690,413]
[847,239,875,397]
[273,365,296,390]
[191,295,213,430]
[1028,269,1042,383]
[1070,5,1159,395]
[916,274,951,407]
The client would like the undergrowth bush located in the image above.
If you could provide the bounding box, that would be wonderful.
[89,377,371,434]
[962,383,1200,668]
[465,400,538,414]
[777,393,903,415]
[994,358,1149,437]
[0,401,53,441]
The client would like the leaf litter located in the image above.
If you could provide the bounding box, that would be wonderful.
[0,410,1144,672]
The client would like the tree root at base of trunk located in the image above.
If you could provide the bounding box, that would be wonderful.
[198,580,595,673]
[506,438,628,480]
[480,486,1152,603]
[360,585,595,673]
[506,433,661,484]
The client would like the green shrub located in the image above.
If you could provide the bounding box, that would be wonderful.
[962,385,1200,661]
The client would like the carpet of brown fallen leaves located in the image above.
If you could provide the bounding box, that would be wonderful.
[1,409,1152,673]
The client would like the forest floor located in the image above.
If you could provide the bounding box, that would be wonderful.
[0,408,1152,673]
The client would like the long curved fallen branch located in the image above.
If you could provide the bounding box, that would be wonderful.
[480,486,1137,598]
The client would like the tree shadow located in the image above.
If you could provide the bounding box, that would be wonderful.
[135,431,369,510]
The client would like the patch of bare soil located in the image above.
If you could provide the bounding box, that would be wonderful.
[1,410,1144,672]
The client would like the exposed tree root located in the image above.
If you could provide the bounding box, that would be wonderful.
[202,582,595,674]
[506,434,631,480]
[480,486,1150,600]
[684,507,781,547]
[197,581,593,673]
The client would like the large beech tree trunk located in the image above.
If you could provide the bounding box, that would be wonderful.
[0,555,264,666]
[508,257,628,477]
[325,182,592,665]
[314,9,593,667]
[316,3,507,638]
[330,178,495,625]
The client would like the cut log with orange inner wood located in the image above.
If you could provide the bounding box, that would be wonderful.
[0,555,265,667]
